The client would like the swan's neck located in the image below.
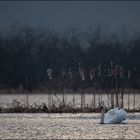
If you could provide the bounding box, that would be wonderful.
[100,107,105,124]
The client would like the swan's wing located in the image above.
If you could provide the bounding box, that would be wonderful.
[104,108,127,124]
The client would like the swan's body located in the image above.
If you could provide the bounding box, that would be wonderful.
[102,107,127,124]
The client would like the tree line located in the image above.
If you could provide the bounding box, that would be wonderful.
[0,24,140,91]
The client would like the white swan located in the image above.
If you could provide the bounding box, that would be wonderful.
[100,102,127,124]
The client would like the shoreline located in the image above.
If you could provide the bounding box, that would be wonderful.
[1,106,140,113]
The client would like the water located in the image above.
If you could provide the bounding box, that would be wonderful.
[0,113,140,139]
[0,93,140,109]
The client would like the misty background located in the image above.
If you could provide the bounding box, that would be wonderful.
[1,1,140,35]
[0,1,140,91]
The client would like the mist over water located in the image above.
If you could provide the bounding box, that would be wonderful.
[0,93,140,110]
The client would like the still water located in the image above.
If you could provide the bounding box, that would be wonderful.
[0,93,140,109]
[0,113,140,139]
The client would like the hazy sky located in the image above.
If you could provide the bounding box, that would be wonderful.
[0,1,140,35]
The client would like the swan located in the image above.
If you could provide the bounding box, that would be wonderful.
[100,102,127,124]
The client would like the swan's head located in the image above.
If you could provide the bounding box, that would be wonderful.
[100,101,105,109]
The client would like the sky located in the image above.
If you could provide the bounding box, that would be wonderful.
[0,1,140,36]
